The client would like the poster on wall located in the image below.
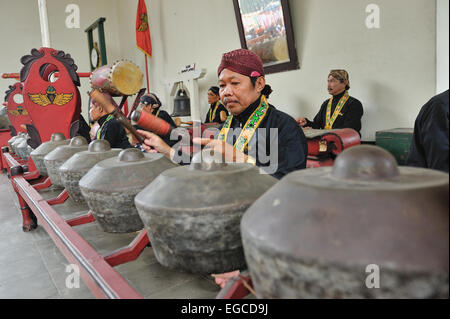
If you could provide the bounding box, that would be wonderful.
[233,0,299,74]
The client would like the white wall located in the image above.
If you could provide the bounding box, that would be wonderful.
[436,0,449,94]
[130,0,437,141]
[0,0,440,141]
[0,0,123,121]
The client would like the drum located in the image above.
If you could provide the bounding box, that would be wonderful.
[89,60,143,96]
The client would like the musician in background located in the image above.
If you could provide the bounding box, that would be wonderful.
[406,89,449,172]
[134,93,178,147]
[89,91,132,149]
[205,86,228,123]
[297,69,364,135]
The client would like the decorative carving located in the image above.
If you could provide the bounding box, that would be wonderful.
[8,125,17,136]
[20,48,45,82]
[4,84,21,103]
[19,48,80,86]
[26,124,42,148]
[52,50,80,86]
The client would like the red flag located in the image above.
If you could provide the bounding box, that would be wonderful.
[136,0,152,57]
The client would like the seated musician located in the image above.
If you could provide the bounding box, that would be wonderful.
[134,93,178,147]
[406,89,449,173]
[297,70,364,135]
[89,92,132,149]
[137,49,308,179]
[205,86,228,124]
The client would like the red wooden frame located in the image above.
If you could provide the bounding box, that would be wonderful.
[104,230,150,267]
[9,169,143,299]
[5,82,32,134]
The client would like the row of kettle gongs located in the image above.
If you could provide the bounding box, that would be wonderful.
[30,135,450,298]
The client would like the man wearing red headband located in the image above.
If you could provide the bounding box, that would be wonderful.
[138,49,307,179]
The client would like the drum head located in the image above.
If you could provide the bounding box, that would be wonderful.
[111,61,143,96]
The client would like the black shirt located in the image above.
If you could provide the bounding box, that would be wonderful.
[219,96,307,179]
[406,90,449,173]
[306,91,364,135]
[76,114,92,143]
[205,102,229,123]
[171,96,308,179]
[95,114,132,149]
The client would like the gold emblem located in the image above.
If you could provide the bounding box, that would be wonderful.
[137,13,148,32]
[8,105,28,116]
[28,86,73,106]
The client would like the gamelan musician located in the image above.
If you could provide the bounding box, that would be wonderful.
[137,49,308,179]
[89,91,132,149]
[297,69,364,135]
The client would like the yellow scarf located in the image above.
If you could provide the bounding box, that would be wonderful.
[325,91,349,129]
[218,95,270,153]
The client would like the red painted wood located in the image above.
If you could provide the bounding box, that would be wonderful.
[66,211,96,227]
[22,47,81,142]
[23,157,40,179]
[0,131,10,171]
[5,83,32,134]
[32,176,52,190]
[3,152,21,169]
[46,189,69,205]
[12,176,143,299]
[306,128,360,157]
[2,72,91,79]
[28,176,47,185]
[325,128,361,155]
[220,275,253,299]
[104,230,150,267]
[24,170,40,180]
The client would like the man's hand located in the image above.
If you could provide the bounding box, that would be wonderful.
[296,117,307,127]
[137,129,173,158]
[193,137,248,163]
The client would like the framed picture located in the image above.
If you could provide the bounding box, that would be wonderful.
[232,0,299,74]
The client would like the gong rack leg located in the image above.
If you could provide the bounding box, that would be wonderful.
[31,176,52,190]
[1,146,9,173]
[103,229,150,267]
[46,189,69,205]
[66,211,96,227]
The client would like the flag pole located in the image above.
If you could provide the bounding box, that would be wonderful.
[144,54,150,93]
